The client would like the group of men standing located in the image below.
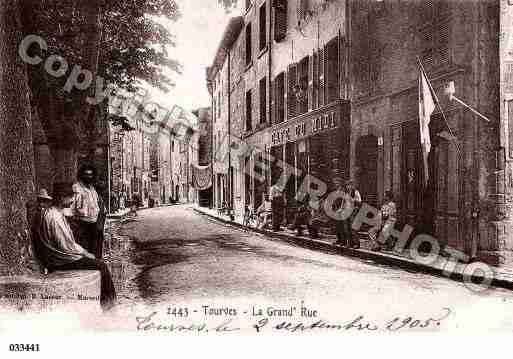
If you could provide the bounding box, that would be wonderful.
[264,179,367,248]
[32,164,116,310]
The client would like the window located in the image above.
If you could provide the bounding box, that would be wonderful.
[312,51,318,109]
[318,48,325,106]
[274,72,285,124]
[259,2,267,51]
[325,37,340,104]
[274,0,287,42]
[246,89,252,131]
[246,23,252,66]
[298,56,309,114]
[287,63,297,119]
[420,0,450,70]
[218,95,221,118]
[259,77,267,124]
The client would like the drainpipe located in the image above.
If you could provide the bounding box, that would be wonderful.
[228,50,234,220]
[268,0,273,189]
[211,84,215,209]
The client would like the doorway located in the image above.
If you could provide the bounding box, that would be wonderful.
[355,134,379,208]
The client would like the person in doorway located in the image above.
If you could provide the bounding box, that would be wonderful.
[270,182,284,231]
[335,180,362,248]
[370,190,397,252]
[71,164,106,259]
[33,186,116,310]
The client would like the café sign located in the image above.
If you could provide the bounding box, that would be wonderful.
[271,111,338,146]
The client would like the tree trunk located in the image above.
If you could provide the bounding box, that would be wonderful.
[0,0,36,276]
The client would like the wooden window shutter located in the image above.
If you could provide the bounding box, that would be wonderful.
[287,63,297,120]
[308,53,313,111]
[318,47,325,107]
[259,77,267,124]
[312,51,318,109]
[274,0,287,42]
[436,20,450,66]
[326,38,339,104]
[420,28,434,69]
[270,78,275,125]
[340,36,346,99]
[275,72,285,124]
[246,90,252,131]
[259,3,267,51]
[246,23,252,66]
[298,56,309,115]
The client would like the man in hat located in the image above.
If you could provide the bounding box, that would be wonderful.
[31,189,54,271]
[71,164,106,259]
[334,180,362,248]
[36,189,53,209]
[32,186,116,310]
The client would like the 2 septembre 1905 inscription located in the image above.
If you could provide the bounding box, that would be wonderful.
[136,303,452,334]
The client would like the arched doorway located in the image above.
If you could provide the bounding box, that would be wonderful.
[355,134,379,208]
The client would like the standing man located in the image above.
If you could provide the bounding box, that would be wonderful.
[72,164,106,259]
[335,180,362,248]
[270,182,284,231]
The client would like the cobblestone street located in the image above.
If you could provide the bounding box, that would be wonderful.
[101,205,513,332]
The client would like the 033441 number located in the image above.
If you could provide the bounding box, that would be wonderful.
[9,344,40,352]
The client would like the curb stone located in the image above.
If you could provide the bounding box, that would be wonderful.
[192,207,513,292]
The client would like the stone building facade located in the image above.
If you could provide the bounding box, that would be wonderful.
[350,0,503,257]
[208,0,510,261]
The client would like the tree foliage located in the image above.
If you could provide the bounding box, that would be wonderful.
[25,0,181,93]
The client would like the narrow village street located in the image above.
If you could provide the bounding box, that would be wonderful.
[102,205,513,332]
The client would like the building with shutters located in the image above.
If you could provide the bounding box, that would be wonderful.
[108,99,154,208]
[207,0,349,221]
[208,0,511,262]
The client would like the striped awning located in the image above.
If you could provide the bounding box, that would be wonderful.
[192,164,212,190]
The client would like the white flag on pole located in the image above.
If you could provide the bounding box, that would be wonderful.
[419,68,436,184]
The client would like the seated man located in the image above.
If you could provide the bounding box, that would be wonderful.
[256,195,272,229]
[307,197,326,239]
[33,186,117,310]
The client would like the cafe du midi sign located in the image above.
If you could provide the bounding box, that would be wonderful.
[271,111,339,146]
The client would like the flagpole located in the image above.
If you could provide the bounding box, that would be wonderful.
[416,56,462,157]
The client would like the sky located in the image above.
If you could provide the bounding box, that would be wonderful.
[146,0,242,112]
